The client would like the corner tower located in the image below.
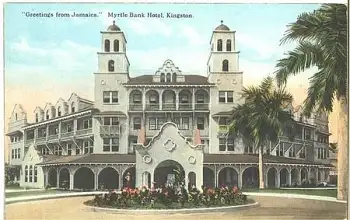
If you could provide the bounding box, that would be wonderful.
[94,21,130,111]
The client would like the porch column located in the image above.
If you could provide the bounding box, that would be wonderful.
[175,91,179,110]
[238,171,243,189]
[214,166,218,187]
[264,169,269,188]
[44,170,49,187]
[94,172,98,190]
[150,171,154,189]
[119,173,123,190]
[159,90,163,110]
[69,173,74,190]
[315,169,319,183]
[276,169,280,188]
[56,170,60,188]
[185,171,189,190]
[298,168,302,185]
[287,170,292,186]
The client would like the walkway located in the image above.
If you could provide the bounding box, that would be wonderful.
[5,195,347,219]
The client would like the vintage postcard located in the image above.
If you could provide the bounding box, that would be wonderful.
[3,2,348,220]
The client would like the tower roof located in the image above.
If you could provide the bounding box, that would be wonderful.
[107,20,121,31]
[215,20,230,31]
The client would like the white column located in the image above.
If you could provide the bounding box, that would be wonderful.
[238,171,243,188]
[56,170,60,188]
[298,169,302,185]
[276,170,280,188]
[69,173,74,190]
[159,90,163,110]
[185,171,189,190]
[94,172,98,190]
[73,119,77,135]
[119,172,123,190]
[175,91,179,110]
[44,170,49,187]
[287,170,292,186]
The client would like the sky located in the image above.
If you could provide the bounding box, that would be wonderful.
[3,3,340,160]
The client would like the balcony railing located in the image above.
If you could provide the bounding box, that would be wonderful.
[162,102,176,110]
[100,125,121,136]
[145,103,160,111]
[129,103,142,111]
[61,131,74,138]
[178,103,192,110]
[48,134,59,141]
[36,137,46,144]
[218,125,229,133]
[76,128,92,136]
[195,103,209,110]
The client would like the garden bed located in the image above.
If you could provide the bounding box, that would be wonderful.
[85,186,252,210]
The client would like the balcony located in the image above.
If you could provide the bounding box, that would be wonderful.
[129,103,142,111]
[178,103,192,110]
[24,139,34,146]
[61,131,74,139]
[100,125,121,137]
[76,128,93,136]
[195,103,209,110]
[48,134,59,141]
[218,125,229,137]
[162,102,176,110]
[145,103,159,111]
[36,137,46,144]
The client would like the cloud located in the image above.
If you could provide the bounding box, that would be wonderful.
[11,37,48,56]
[177,24,206,46]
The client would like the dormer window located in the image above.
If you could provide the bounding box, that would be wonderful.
[160,73,165,82]
[166,73,171,82]
[104,40,110,52]
[46,110,49,120]
[114,40,119,52]
[57,107,62,117]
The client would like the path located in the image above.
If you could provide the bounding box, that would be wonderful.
[5,195,347,219]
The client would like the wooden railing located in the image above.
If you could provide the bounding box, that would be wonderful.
[100,125,121,136]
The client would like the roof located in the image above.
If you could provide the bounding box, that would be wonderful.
[94,111,127,116]
[204,154,333,166]
[38,154,136,165]
[215,21,230,31]
[212,110,234,117]
[125,75,214,86]
[107,21,121,31]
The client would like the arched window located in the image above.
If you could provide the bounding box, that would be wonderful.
[222,60,229,71]
[35,113,39,123]
[172,73,177,82]
[29,165,33,182]
[46,110,50,120]
[226,39,232,51]
[166,73,171,82]
[71,102,75,113]
[34,166,37,182]
[15,113,18,120]
[113,40,119,52]
[25,165,28,182]
[160,73,165,82]
[217,39,223,51]
[104,40,110,52]
[57,106,61,117]
[108,60,115,72]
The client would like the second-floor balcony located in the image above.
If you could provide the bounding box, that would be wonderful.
[146,103,160,111]
[129,103,142,111]
[195,103,209,110]
[178,103,192,110]
[100,125,121,137]
[162,102,176,110]
[76,128,93,136]
[48,134,59,141]
[61,131,74,139]
[36,136,46,144]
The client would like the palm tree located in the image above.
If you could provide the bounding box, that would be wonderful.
[274,4,347,200]
[229,77,295,189]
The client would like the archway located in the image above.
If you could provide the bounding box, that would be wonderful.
[309,168,317,184]
[291,168,299,186]
[123,167,136,189]
[74,167,94,190]
[154,160,184,188]
[188,172,196,189]
[267,167,277,188]
[218,167,238,188]
[280,168,289,186]
[301,168,308,183]
[98,167,119,190]
[48,168,57,187]
[242,167,259,188]
[203,167,214,188]
[59,168,70,189]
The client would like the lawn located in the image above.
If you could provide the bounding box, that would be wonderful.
[242,188,337,197]
[5,190,70,198]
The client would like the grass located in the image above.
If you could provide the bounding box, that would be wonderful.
[5,189,70,198]
[242,188,337,198]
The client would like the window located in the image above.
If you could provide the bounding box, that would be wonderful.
[67,124,73,132]
[196,94,204,103]
[166,73,171,82]
[46,110,50,120]
[71,102,75,113]
[172,73,177,82]
[104,39,110,52]
[29,165,33,182]
[197,117,205,130]
[103,91,119,104]
[133,94,141,104]
[219,138,226,151]
[217,39,222,51]
[76,147,80,155]
[160,73,165,82]
[15,113,18,120]
[133,117,141,130]
[180,95,189,103]
[34,167,37,182]
[67,144,72,156]
[299,147,306,158]
[219,91,234,103]
[289,146,296,157]
[108,60,115,72]
[84,141,90,154]
[157,118,165,129]
[11,149,14,159]
[103,138,119,152]
[226,39,232,51]
[18,149,20,159]
[83,119,92,129]
[181,117,189,130]
[57,107,61,117]
[149,95,158,103]
[222,60,229,71]
[149,118,157,130]
[114,39,119,52]
[35,113,39,123]
[227,139,234,151]
[244,145,253,154]
[25,166,28,182]
[304,128,311,140]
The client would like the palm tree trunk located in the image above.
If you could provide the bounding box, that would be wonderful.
[337,95,348,201]
[259,145,265,189]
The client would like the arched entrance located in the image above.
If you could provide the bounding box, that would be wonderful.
[242,167,259,188]
[74,167,94,190]
[48,168,57,187]
[98,167,119,190]
[123,167,136,188]
[203,167,214,188]
[267,167,277,188]
[291,168,299,186]
[59,168,70,189]
[280,168,289,186]
[188,172,196,189]
[154,160,184,188]
[218,167,238,188]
